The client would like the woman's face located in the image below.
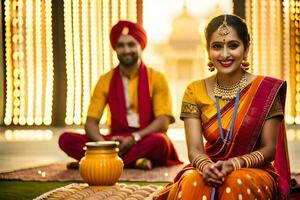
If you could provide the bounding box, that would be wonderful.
[209,26,248,75]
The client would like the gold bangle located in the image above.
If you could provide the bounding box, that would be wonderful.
[252,151,264,166]
[246,154,253,167]
[234,157,241,169]
[229,157,241,171]
[192,154,209,166]
[240,151,265,168]
[229,159,237,171]
[192,154,212,171]
[240,155,250,168]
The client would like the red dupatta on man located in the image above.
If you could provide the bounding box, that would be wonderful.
[107,62,181,166]
[201,76,290,199]
[107,61,153,134]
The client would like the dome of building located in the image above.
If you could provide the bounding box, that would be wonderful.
[169,4,200,47]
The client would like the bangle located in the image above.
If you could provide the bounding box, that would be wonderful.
[192,154,213,172]
[239,151,265,168]
[229,157,241,171]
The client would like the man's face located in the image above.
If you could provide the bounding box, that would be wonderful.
[115,34,142,68]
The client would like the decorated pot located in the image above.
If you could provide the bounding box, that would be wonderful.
[79,141,124,186]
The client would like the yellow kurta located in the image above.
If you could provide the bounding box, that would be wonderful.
[87,67,175,124]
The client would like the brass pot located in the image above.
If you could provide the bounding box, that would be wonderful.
[79,141,124,186]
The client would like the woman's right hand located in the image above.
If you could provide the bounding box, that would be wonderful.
[202,163,224,187]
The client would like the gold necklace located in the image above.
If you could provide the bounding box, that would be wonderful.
[214,73,247,101]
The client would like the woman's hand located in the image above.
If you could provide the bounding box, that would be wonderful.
[202,160,235,186]
[213,160,235,177]
[202,163,224,187]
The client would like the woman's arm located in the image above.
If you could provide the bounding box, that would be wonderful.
[184,118,205,162]
[216,117,281,176]
[239,117,280,167]
[184,117,223,186]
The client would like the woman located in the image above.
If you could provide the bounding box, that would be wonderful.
[154,14,290,200]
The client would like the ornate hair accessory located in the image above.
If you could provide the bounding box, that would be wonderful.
[217,15,230,36]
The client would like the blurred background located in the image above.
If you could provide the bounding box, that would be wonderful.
[1,0,299,128]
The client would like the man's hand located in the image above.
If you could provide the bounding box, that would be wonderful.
[111,136,135,156]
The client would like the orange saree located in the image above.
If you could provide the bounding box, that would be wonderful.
[154,76,290,200]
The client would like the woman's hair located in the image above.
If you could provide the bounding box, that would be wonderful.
[205,14,250,50]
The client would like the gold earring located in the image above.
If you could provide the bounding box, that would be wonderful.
[241,59,250,71]
[207,61,215,72]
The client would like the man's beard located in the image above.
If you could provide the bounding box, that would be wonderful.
[117,53,139,68]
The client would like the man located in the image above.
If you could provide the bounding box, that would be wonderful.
[59,20,182,170]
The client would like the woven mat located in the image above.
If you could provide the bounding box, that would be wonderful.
[34,183,162,200]
[34,181,300,200]
[0,163,184,182]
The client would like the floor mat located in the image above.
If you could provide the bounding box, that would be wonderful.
[34,183,162,200]
[0,163,184,182]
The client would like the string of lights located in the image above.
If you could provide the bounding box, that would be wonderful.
[63,0,138,125]
[4,0,53,125]
[3,0,300,125]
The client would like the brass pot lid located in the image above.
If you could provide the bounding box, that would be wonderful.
[85,141,119,149]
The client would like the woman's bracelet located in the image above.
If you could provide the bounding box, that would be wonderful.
[192,154,213,172]
[229,157,241,171]
[239,151,265,168]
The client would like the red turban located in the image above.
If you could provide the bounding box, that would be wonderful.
[110,20,147,50]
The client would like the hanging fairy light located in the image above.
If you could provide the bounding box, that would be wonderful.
[4,0,54,126]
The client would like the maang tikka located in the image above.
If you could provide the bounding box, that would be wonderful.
[217,15,230,36]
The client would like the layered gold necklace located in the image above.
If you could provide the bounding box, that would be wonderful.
[214,72,247,101]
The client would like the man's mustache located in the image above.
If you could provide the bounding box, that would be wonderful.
[120,53,134,57]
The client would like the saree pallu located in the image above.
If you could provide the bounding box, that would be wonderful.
[154,76,290,200]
